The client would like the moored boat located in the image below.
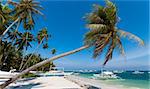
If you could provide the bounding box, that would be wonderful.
[93,71,119,80]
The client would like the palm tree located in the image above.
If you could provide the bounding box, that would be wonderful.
[24,54,55,71]
[0,2,11,35]
[20,28,50,71]
[0,0,144,88]
[24,54,41,69]
[0,3,7,25]
[14,32,34,70]
[51,48,56,55]
[1,0,44,38]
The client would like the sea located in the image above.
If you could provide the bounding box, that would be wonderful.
[69,71,150,89]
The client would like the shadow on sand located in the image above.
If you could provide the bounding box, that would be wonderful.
[8,82,42,89]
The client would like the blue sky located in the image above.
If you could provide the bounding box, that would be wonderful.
[27,0,149,70]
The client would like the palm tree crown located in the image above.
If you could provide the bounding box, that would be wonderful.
[84,0,144,65]
[9,0,44,30]
[0,3,12,35]
[37,27,50,48]
[15,32,33,50]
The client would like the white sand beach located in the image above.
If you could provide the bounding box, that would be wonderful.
[4,75,142,89]
[7,76,82,89]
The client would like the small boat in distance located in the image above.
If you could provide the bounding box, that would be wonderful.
[132,71,144,74]
[113,70,124,74]
[93,71,119,80]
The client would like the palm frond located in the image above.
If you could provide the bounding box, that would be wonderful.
[116,35,125,56]
[117,29,144,46]
[93,32,112,58]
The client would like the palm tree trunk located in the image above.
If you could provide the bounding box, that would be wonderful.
[1,18,20,38]
[20,38,44,71]
[0,45,89,89]
[19,49,26,70]
[19,32,30,70]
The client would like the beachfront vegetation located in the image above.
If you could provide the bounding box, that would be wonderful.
[23,54,55,71]
[0,0,144,88]
[0,41,22,71]
[0,0,52,72]
[20,27,50,71]
[0,41,55,71]
[0,0,56,69]
[0,0,55,88]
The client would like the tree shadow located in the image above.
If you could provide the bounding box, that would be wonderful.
[17,77,37,82]
[8,82,42,89]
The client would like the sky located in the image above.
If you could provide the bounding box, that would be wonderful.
[27,0,149,70]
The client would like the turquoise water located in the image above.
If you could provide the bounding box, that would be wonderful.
[73,71,150,89]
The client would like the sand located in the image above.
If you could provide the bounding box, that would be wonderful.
[7,76,82,89]
[5,76,141,89]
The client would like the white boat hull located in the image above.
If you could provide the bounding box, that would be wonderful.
[93,71,119,80]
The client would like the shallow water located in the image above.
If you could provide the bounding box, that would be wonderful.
[74,71,150,89]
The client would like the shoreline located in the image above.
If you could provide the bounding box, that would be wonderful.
[66,75,142,89]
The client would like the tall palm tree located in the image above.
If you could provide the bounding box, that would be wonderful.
[14,32,34,70]
[1,0,44,38]
[20,28,50,71]
[0,0,144,88]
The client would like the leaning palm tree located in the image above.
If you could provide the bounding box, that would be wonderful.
[0,0,144,88]
[1,0,43,38]
[20,28,50,71]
